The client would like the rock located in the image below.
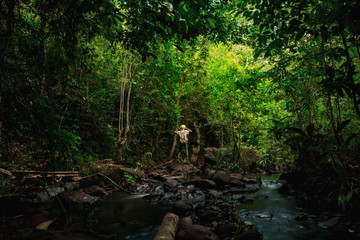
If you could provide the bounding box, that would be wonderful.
[162,192,175,200]
[295,214,308,221]
[232,194,246,201]
[179,216,193,230]
[242,177,257,184]
[318,217,340,228]
[151,186,165,196]
[225,187,247,194]
[256,195,268,200]
[63,182,80,191]
[230,173,243,180]
[229,179,246,188]
[173,201,193,216]
[215,223,237,239]
[234,229,262,240]
[184,179,217,189]
[24,209,50,228]
[135,183,151,194]
[253,167,266,174]
[199,210,218,223]
[165,178,179,188]
[83,185,108,196]
[214,171,230,185]
[278,182,292,194]
[34,187,65,202]
[177,224,219,240]
[57,190,99,205]
[207,190,220,199]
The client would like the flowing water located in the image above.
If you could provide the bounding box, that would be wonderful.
[93,175,346,240]
[236,174,332,240]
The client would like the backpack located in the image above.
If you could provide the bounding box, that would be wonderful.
[179,130,188,144]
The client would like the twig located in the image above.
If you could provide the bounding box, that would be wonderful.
[96,172,132,194]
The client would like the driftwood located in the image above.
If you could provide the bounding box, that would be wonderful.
[154,212,179,240]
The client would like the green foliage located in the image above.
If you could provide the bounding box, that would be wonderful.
[1,0,360,210]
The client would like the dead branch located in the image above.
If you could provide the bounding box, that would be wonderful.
[96,172,132,194]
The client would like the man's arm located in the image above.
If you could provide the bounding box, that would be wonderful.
[173,128,179,134]
[185,127,192,133]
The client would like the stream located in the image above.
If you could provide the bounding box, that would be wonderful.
[93,174,344,240]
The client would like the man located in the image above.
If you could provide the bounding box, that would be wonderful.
[174,125,192,162]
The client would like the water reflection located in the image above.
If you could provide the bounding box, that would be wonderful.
[94,194,171,239]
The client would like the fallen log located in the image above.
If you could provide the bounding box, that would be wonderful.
[11,170,81,175]
[154,212,179,240]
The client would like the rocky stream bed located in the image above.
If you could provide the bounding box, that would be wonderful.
[0,160,359,240]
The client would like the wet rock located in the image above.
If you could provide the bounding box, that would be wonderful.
[135,183,151,194]
[215,223,237,239]
[83,185,108,197]
[151,186,164,196]
[318,217,340,228]
[164,178,179,188]
[243,197,254,203]
[177,224,219,240]
[225,187,247,194]
[230,173,243,180]
[24,209,51,228]
[179,216,193,229]
[232,194,246,201]
[229,179,246,188]
[278,182,292,195]
[207,190,221,199]
[295,214,308,221]
[214,171,230,185]
[253,167,266,174]
[256,195,268,200]
[242,177,257,184]
[162,192,175,200]
[184,179,217,189]
[233,229,262,240]
[57,190,99,205]
[63,182,80,191]
[173,201,193,216]
[199,209,218,223]
[34,187,65,202]
[242,186,259,193]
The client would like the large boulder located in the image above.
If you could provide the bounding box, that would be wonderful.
[177,224,219,240]
[204,148,232,166]
[214,171,230,185]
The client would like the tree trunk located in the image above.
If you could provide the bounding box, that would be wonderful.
[169,73,185,160]
[191,122,201,166]
[114,54,136,163]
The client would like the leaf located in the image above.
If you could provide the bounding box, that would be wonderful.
[336,119,351,135]
[284,136,303,146]
[345,133,358,145]
[287,127,307,136]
